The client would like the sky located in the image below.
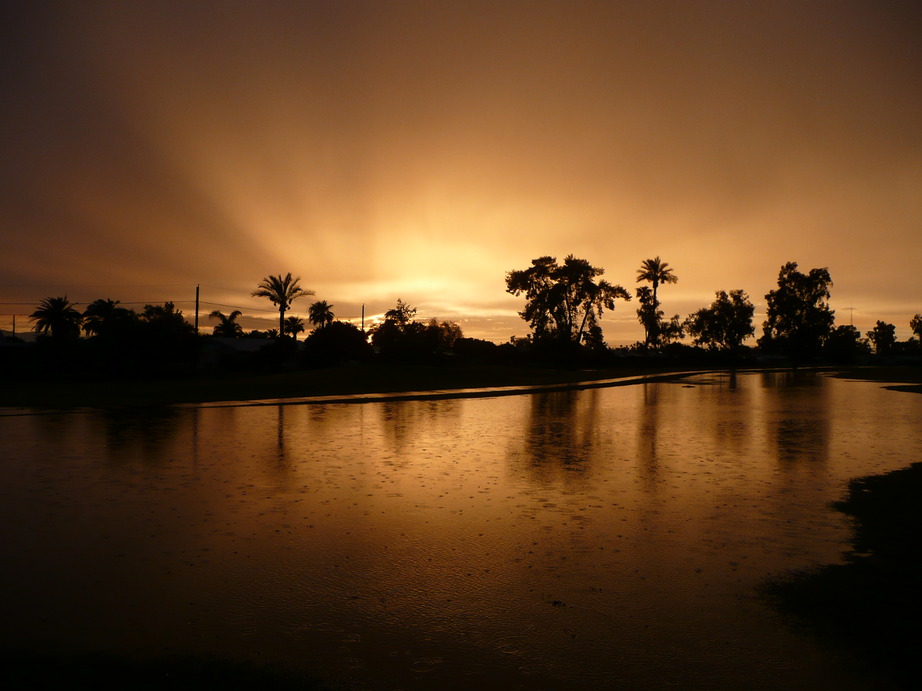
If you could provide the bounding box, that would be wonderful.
[2,0,920,343]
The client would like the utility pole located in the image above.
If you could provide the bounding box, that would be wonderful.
[194,284,200,332]
[361,304,365,332]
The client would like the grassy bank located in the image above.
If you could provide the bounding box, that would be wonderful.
[829,363,922,394]
[762,463,922,688]
[2,361,919,410]
[0,361,698,410]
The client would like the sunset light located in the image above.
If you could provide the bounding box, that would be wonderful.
[2,0,920,345]
[3,4,922,687]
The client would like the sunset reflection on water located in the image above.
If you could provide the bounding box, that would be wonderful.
[2,372,919,689]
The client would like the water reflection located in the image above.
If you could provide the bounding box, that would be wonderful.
[2,373,920,690]
[637,383,662,487]
[378,398,464,458]
[763,372,831,465]
[95,406,188,462]
[513,389,601,485]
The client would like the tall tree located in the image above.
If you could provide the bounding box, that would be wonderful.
[505,255,630,346]
[30,296,82,340]
[759,262,834,360]
[636,256,678,309]
[685,290,755,352]
[308,300,335,329]
[635,287,661,349]
[252,273,314,338]
[209,309,243,338]
[635,256,678,347]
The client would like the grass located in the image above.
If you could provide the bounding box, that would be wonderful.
[828,363,922,394]
[2,361,919,410]
[762,462,922,688]
[0,361,702,409]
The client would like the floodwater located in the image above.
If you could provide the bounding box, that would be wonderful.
[1,371,920,689]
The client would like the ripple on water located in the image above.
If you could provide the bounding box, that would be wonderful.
[409,657,443,673]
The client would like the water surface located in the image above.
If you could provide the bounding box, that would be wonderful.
[2,371,919,689]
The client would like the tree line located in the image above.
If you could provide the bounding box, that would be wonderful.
[1,272,473,379]
[3,259,920,381]
[504,255,921,362]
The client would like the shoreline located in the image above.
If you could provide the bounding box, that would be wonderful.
[0,362,919,412]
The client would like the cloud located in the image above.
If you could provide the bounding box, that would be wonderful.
[2,1,920,341]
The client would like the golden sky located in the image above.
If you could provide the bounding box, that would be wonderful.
[2,0,920,342]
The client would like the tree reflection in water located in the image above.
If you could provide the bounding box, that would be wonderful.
[761,371,831,466]
[515,389,601,486]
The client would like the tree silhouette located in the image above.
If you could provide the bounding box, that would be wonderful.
[428,318,463,352]
[284,315,305,340]
[308,300,335,329]
[370,299,417,356]
[759,262,834,360]
[252,273,314,339]
[866,320,896,355]
[209,309,243,338]
[368,300,463,360]
[136,302,196,373]
[140,302,195,337]
[636,256,678,307]
[506,255,630,346]
[685,290,754,351]
[82,298,136,339]
[303,321,373,364]
[383,298,416,326]
[636,256,678,348]
[911,314,922,341]
[30,296,82,340]
[635,286,662,349]
[825,324,870,362]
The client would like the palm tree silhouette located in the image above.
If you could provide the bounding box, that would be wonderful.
[284,316,305,340]
[209,309,243,338]
[636,257,678,308]
[308,300,335,329]
[636,257,678,347]
[30,296,82,340]
[83,298,135,338]
[252,273,314,339]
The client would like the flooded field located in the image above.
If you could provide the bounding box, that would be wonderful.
[2,371,920,689]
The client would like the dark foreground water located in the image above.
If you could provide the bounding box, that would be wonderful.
[2,371,920,689]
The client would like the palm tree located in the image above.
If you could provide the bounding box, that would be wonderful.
[30,296,82,340]
[308,300,335,329]
[252,273,314,338]
[284,316,305,340]
[636,256,678,308]
[82,298,135,338]
[636,257,678,348]
[209,309,243,338]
